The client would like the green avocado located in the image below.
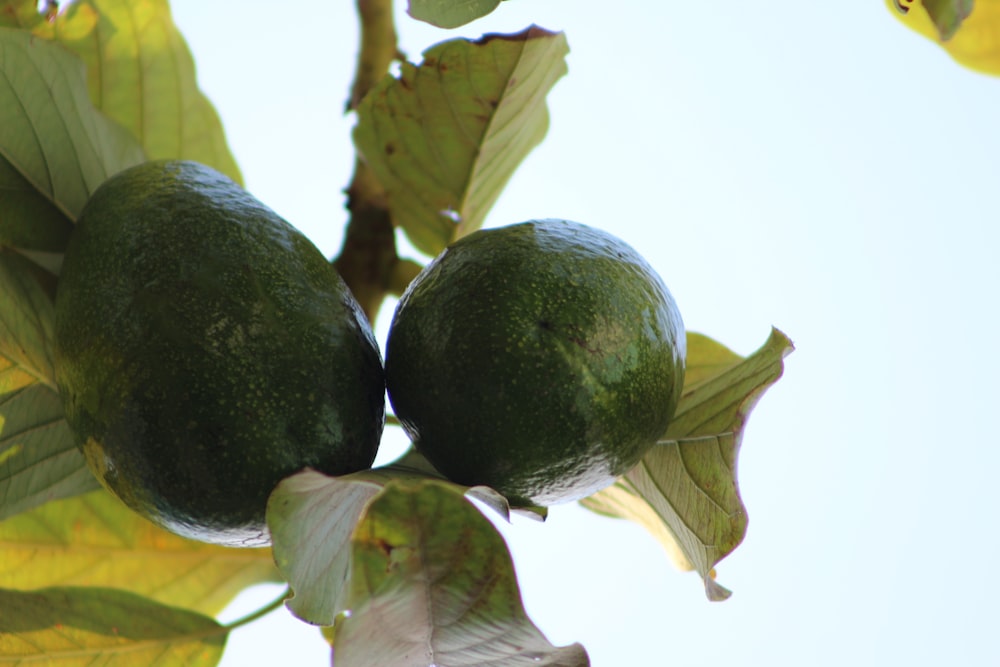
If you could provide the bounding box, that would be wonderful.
[384,219,685,507]
[54,160,385,547]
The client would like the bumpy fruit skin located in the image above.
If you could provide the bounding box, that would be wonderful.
[55,160,385,547]
[385,219,685,507]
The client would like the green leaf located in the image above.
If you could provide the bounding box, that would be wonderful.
[0,490,280,616]
[407,0,503,29]
[581,328,793,600]
[0,586,226,665]
[354,26,569,256]
[0,248,56,390]
[0,27,145,234]
[32,0,242,184]
[923,0,974,40]
[332,479,589,667]
[0,384,99,521]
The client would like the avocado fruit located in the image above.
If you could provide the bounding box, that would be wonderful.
[384,219,685,507]
[54,160,385,547]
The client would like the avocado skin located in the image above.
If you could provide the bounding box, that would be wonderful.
[385,219,685,507]
[55,160,385,547]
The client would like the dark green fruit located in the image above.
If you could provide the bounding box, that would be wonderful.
[54,160,385,547]
[385,219,685,507]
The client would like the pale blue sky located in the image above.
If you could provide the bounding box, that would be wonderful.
[167,1,1000,665]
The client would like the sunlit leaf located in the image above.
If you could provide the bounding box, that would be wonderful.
[666,329,792,440]
[581,328,793,600]
[0,356,33,397]
[888,0,1000,75]
[0,586,226,665]
[0,384,99,521]
[681,331,743,388]
[332,479,589,666]
[407,0,503,29]
[0,27,144,250]
[354,26,569,256]
[27,0,242,184]
[0,490,280,616]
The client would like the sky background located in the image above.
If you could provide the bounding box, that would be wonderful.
[162,1,1000,665]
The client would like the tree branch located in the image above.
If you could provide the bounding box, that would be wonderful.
[333,0,403,324]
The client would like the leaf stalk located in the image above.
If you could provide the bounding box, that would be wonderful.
[222,586,291,631]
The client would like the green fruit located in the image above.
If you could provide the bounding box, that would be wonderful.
[385,219,685,507]
[54,160,385,547]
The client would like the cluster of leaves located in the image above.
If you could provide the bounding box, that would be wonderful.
[0,0,794,664]
[889,0,1000,75]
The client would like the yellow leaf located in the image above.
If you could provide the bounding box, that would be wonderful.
[0,587,226,666]
[0,491,280,616]
[0,357,34,396]
[580,478,695,572]
[888,0,1000,75]
[683,332,743,389]
[30,0,242,183]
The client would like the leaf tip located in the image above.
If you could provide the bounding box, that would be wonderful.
[704,571,733,602]
[768,326,795,357]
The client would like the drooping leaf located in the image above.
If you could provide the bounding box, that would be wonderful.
[31,0,242,184]
[0,248,56,390]
[0,384,99,521]
[581,328,793,600]
[407,0,503,29]
[354,26,569,256]
[585,434,746,602]
[0,28,145,235]
[0,490,280,616]
[0,586,226,665]
[268,452,513,627]
[332,479,589,667]
[887,0,1000,75]
[267,469,384,626]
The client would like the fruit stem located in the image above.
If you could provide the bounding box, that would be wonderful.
[222,586,291,631]
[332,0,404,324]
